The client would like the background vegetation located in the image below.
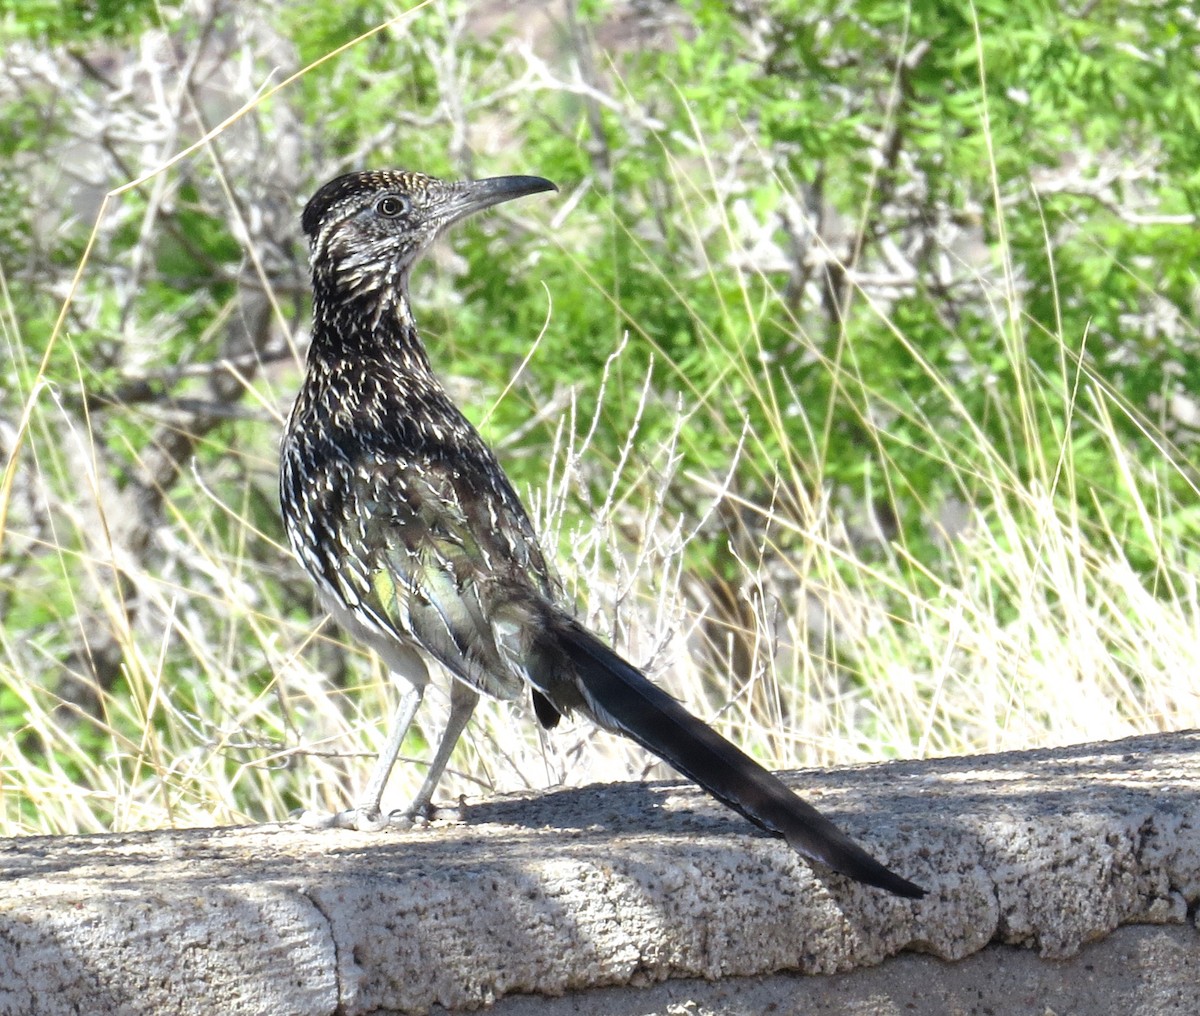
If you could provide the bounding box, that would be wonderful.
[1,0,1197,835]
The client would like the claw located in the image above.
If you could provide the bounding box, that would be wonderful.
[297,807,389,832]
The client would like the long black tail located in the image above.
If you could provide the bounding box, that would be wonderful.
[535,614,925,899]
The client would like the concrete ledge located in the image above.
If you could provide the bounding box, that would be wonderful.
[0,731,1197,1015]
[481,923,1200,1015]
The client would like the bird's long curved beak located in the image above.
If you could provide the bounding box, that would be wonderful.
[446,175,558,225]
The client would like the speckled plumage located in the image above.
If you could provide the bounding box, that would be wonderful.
[282,172,563,712]
[280,169,925,899]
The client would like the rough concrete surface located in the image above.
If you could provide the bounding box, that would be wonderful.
[478,923,1200,1016]
[0,731,1198,1016]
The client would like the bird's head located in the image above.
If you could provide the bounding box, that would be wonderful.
[301,169,557,300]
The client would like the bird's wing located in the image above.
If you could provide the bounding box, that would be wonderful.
[354,452,549,704]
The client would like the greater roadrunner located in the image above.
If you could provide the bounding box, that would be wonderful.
[280,169,925,899]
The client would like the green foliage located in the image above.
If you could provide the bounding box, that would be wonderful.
[0,0,159,41]
[584,0,1200,567]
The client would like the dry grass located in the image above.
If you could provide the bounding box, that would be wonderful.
[3,281,1196,837]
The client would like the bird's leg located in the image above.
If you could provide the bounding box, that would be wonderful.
[396,677,479,823]
[302,682,425,831]
[352,682,426,827]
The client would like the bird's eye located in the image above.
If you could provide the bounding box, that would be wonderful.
[375,195,410,218]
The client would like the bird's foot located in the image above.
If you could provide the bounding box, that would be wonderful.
[297,797,464,831]
[382,800,434,829]
[384,796,465,827]
[297,806,390,832]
